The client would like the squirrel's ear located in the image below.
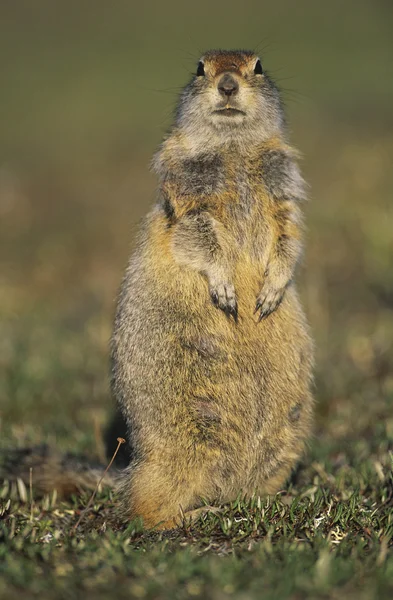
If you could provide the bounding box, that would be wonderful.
[254,59,263,75]
[196,61,205,77]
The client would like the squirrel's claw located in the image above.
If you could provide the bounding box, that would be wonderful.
[225,303,238,323]
[255,288,285,322]
[210,290,219,307]
[210,282,238,323]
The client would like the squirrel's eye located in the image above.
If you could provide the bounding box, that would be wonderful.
[196,61,205,76]
[254,59,263,75]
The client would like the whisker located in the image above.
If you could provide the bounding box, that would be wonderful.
[253,38,276,56]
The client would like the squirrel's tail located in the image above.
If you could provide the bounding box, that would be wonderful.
[0,445,118,499]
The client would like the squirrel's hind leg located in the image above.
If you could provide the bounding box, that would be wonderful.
[119,455,212,530]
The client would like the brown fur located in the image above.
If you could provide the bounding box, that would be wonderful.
[111,50,314,528]
[0,50,314,530]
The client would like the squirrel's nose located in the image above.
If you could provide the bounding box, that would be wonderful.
[218,74,239,98]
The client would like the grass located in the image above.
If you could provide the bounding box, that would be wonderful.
[1,454,393,599]
[1,1,393,598]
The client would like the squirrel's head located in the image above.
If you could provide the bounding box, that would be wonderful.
[175,50,285,144]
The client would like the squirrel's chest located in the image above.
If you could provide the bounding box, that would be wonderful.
[168,154,273,249]
[220,171,272,250]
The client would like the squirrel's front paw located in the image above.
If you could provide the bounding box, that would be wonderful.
[210,282,238,322]
[255,284,285,321]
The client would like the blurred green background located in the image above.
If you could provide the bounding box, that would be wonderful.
[0,0,392,456]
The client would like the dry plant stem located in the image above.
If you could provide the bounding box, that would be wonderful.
[29,467,33,522]
[73,437,125,530]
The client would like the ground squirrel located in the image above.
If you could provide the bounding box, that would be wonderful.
[110,49,314,528]
[1,50,314,530]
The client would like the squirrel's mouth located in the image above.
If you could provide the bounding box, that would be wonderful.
[213,107,246,117]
